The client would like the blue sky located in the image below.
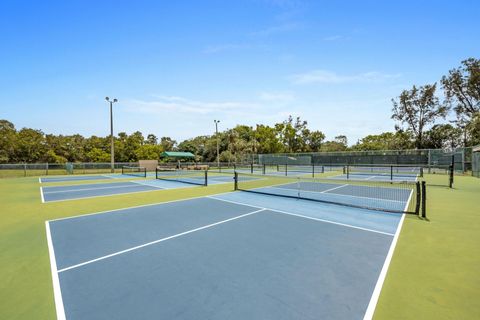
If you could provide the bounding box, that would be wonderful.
[1,0,479,144]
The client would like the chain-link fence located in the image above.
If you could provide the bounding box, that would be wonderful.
[258,148,470,172]
[0,162,136,178]
[473,147,480,178]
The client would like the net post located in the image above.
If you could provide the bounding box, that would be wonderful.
[262,164,266,175]
[390,165,393,181]
[415,182,421,215]
[143,167,147,178]
[155,167,159,179]
[234,172,238,190]
[449,163,454,188]
[204,170,208,186]
[285,163,288,176]
[312,163,315,178]
[346,165,349,179]
[250,163,253,174]
[121,166,124,175]
[46,162,49,176]
[421,181,427,218]
[420,167,424,178]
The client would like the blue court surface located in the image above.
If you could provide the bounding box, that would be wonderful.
[40,175,240,203]
[39,173,150,183]
[46,192,404,319]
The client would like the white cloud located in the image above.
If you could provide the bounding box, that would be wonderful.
[124,96,254,115]
[259,91,295,102]
[290,70,402,85]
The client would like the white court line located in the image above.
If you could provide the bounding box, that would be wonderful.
[207,196,395,236]
[45,222,66,320]
[40,187,45,203]
[362,189,413,319]
[43,183,149,194]
[320,184,349,193]
[57,208,265,273]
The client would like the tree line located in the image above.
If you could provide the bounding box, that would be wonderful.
[0,58,478,164]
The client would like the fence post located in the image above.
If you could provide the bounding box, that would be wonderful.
[23,162,27,177]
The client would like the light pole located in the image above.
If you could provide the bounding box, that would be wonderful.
[214,120,220,169]
[105,97,118,173]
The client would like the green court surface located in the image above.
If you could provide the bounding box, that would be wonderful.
[0,175,478,319]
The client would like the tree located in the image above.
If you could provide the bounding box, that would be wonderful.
[160,137,176,152]
[275,116,308,152]
[15,128,46,162]
[135,145,163,160]
[85,148,110,162]
[392,84,448,148]
[145,134,158,145]
[303,130,325,152]
[353,131,414,151]
[320,141,347,152]
[423,124,462,149]
[0,120,16,163]
[466,112,480,145]
[255,125,284,154]
[441,58,480,120]
[441,58,480,146]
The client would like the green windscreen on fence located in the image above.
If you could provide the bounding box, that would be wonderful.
[473,151,480,178]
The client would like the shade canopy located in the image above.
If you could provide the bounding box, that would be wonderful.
[161,151,195,158]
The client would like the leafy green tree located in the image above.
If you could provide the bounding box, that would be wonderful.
[320,141,347,152]
[423,124,463,149]
[0,120,16,163]
[392,84,448,148]
[466,112,480,145]
[441,58,480,120]
[44,150,67,163]
[275,116,308,152]
[15,128,46,162]
[85,148,110,162]
[353,131,414,150]
[160,137,176,152]
[303,130,325,152]
[145,134,158,145]
[254,124,284,154]
[135,145,163,160]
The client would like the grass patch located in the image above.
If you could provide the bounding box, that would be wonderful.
[0,174,478,319]
[374,175,480,319]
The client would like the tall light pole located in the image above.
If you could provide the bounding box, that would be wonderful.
[214,120,220,169]
[105,97,118,173]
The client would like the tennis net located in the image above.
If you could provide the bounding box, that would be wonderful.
[234,172,425,215]
[344,165,423,179]
[155,168,208,186]
[121,166,147,177]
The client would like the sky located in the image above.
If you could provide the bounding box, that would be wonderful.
[0,0,479,145]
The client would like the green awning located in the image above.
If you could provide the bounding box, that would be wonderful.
[161,151,195,158]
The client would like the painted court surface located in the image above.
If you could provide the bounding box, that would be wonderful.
[40,176,237,202]
[46,191,404,319]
